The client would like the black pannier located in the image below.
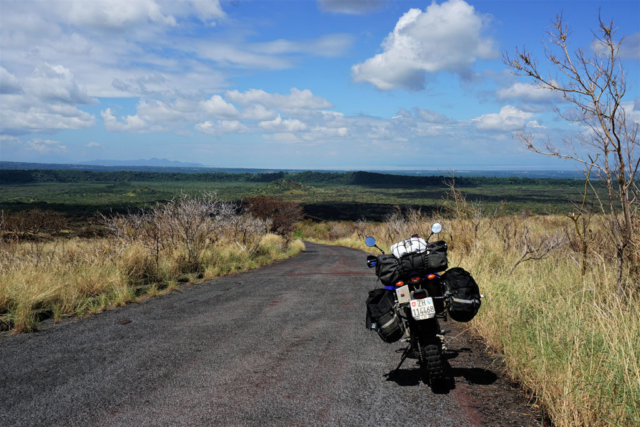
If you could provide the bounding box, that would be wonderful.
[441,268,481,323]
[375,254,402,286]
[376,311,404,343]
[365,289,404,343]
[398,240,448,275]
[425,240,448,273]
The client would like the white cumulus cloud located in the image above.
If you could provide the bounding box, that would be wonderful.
[26,63,97,105]
[200,95,240,119]
[0,66,96,135]
[28,138,67,153]
[0,66,22,94]
[240,104,278,121]
[497,83,559,103]
[1,136,67,154]
[226,88,332,114]
[593,32,640,60]
[252,34,354,57]
[263,133,302,144]
[195,120,248,135]
[351,0,497,90]
[86,88,333,135]
[312,126,348,137]
[472,105,534,132]
[413,108,456,123]
[101,108,152,133]
[136,98,198,123]
[49,0,225,30]
[63,0,176,29]
[259,115,307,132]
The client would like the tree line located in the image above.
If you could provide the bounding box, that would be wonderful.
[0,169,589,188]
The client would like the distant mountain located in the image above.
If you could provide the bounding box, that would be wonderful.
[78,158,205,167]
[0,161,293,174]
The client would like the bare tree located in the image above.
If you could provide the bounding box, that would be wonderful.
[244,196,304,241]
[159,192,237,271]
[0,210,5,245]
[493,214,523,252]
[229,214,272,254]
[442,175,495,253]
[504,14,639,294]
[511,220,566,274]
[383,207,405,242]
[567,163,597,276]
[355,217,368,239]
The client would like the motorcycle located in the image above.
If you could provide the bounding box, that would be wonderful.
[365,223,449,385]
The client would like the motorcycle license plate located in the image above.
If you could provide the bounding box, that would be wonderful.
[410,298,436,320]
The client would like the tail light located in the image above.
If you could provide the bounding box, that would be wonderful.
[395,281,405,287]
[410,276,420,282]
[413,289,427,299]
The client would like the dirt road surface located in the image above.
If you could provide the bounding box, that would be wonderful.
[0,242,541,426]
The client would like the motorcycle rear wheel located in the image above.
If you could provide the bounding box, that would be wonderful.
[421,343,444,383]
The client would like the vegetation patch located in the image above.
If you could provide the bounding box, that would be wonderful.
[0,170,611,221]
[0,194,305,334]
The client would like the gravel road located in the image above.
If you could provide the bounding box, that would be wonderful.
[0,242,541,426]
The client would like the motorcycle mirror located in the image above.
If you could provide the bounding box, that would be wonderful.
[431,223,442,234]
[365,236,376,247]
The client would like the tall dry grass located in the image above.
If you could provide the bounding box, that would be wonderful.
[297,212,640,427]
[0,194,304,334]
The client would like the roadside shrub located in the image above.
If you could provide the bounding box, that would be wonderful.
[244,196,304,241]
[120,243,162,285]
[1,193,305,333]
[295,219,330,240]
[102,192,237,272]
[257,233,285,258]
[1,209,68,241]
[329,222,352,240]
[287,239,306,256]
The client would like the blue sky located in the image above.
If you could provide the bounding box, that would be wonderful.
[1,0,638,170]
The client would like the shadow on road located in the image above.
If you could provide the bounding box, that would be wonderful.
[384,346,498,394]
[384,368,426,387]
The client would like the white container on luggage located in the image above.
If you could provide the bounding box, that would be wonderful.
[391,237,427,259]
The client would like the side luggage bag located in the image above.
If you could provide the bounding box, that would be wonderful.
[441,267,482,322]
[365,288,405,343]
[375,254,402,287]
[424,240,448,273]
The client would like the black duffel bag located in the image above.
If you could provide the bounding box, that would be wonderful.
[441,267,481,322]
[399,240,448,275]
[375,254,402,286]
[425,240,448,273]
[365,288,404,343]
